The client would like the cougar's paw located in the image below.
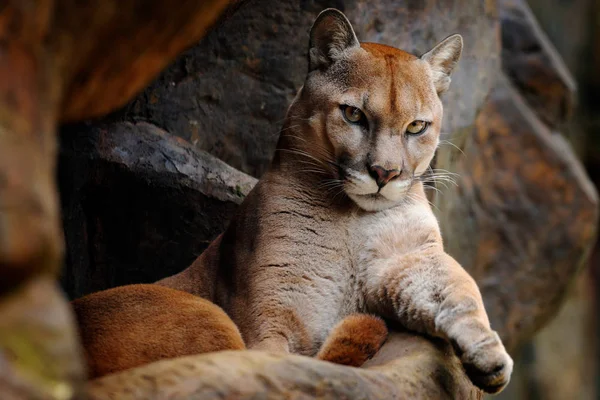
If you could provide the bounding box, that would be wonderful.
[461,332,513,394]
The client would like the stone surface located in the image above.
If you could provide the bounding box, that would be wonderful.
[499,0,577,129]
[526,0,594,77]
[58,121,256,299]
[56,0,232,122]
[0,278,86,400]
[434,74,598,352]
[1,0,232,398]
[493,1,599,398]
[87,332,482,400]
[111,0,499,177]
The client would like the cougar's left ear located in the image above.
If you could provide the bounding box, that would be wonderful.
[308,8,360,72]
[421,34,463,94]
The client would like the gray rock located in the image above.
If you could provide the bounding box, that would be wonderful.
[499,0,577,129]
[434,74,598,352]
[58,122,256,299]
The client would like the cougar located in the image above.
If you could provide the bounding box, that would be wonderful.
[74,8,512,393]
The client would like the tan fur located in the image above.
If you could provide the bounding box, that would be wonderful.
[316,314,388,367]
[158,9,513,393]
[71,284,244,378]
[73,284,387,378]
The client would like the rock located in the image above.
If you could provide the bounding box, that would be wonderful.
[1,0,233,398]
[498,0,577,129]
[434,74,598,351]
[0,277,86,400]
[58,122,256,299]
[87,332,481,400]
[112,0,499,177]
[525,0,594,76]
[58,0,232,122]
[522,272,596,400]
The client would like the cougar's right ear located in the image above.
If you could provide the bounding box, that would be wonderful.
[308,9,360,72]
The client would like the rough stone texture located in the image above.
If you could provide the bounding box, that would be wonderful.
[434,74,598,352]
[0,278,86,400]
[526,273,596,400]
[499,0,577,129]
[496,1,600,399]
[87,333,482,400]
[0,1,231,398]
[112,0,499,177]
[526,0,594,77]
[58,121,256,299]
[495,270,597,400]
[56,0,233,122]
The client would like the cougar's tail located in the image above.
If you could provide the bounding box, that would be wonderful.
[316,314,388,367]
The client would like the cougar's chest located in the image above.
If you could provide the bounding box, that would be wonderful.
[350,202,439,266]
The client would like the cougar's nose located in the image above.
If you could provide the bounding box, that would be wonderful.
[368,165,401,188]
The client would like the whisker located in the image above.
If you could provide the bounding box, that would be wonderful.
[422,184,442,195]
[319,181,345,190]
[405,192,440,212]
[419,178,457,188]
[330,186,347,204]
[429,168,461,176]
[438,140,466,157]
[297,169,331,176]
[324,183,345,195]
[275,149,330,169]
[279,124,302,133]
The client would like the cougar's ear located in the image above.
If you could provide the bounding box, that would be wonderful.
[308,8,360,72]
[421,34,463,94]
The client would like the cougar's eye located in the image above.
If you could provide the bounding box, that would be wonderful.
[341,105,366,125]
[406,120,429,135]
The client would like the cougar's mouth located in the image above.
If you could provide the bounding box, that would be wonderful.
[354,193,383,200]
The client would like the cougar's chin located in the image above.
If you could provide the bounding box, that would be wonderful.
[343,173,412,212]
[346,192,399,212]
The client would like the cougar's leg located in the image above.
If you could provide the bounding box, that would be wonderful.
[363,248,513,393]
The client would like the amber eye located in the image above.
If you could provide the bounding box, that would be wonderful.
[342,105,366,125]
[406,120,429,135]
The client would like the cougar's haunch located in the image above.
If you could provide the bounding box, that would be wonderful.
[72,284,244,378]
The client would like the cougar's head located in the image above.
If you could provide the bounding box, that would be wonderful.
[282,9,462,212]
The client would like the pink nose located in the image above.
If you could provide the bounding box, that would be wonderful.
[368,165,401,188]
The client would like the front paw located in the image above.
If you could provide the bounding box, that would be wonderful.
[460,331,513,394]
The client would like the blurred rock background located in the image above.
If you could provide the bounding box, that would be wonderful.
[56,0,600,398]
[497,0,600,399]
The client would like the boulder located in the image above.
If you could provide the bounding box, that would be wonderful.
[0,1,231,398]
[434,74,598,351]
[59,122,256,299]
[87,332,482,400]
[498,0,577,129]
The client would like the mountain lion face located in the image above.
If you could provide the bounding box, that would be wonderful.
[284,10,462,212]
